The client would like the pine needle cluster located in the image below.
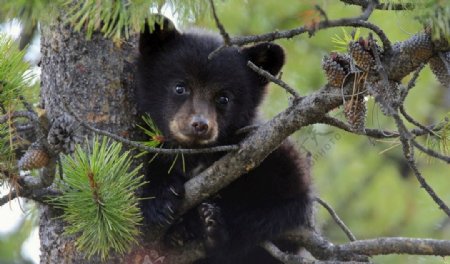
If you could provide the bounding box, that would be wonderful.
[332,29,361,52]
[64,0,209,41]
[0,34,34,184]
[52,137,144,260]
[0,34,33,108]
[426,115,450,161]
[0,1,209,42]
[137,114,164,148]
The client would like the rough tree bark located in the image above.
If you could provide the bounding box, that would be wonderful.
[39,20,138,263]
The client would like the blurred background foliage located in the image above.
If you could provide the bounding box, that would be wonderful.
[0,0,449,263]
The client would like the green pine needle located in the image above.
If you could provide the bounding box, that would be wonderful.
[331,28,361,52]
[63,0,209,41]
[0,34,34,185]
[136,114,185,173]
[425,115,450,162]
[52,136,144,261]
[137,114,164,147]
[0,34,34,108]
[136,114,164,160]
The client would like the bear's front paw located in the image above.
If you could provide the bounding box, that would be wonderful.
[199,202,229,252]
[144,178,185,229]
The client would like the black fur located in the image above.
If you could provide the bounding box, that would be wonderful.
[136,17,313,264]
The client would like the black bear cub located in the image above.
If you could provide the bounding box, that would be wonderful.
[136,17,313,264]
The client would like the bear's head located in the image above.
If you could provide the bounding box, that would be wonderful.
[136,16,285,147]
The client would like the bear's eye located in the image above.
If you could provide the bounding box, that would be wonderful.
[216,95,229,105]
[174,84,188,95]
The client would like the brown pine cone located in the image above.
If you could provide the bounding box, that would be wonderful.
[349,39,375,72]
[429,52,450,88]
[344,97,367,133]
[322,53,351,88]
[18,144,50,170]
[48,114,80,154]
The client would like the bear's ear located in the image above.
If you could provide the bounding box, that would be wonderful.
[139,15,180,56]
[241,42,285,85]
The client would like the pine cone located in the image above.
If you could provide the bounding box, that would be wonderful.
[322,53,351,88]
[48,114,80,154]
[369,80,400,116]
[398,33,433,65]
[18,144,50,170]
[349,38,375,72]
[429,52,450,88]
[344,97,366,133]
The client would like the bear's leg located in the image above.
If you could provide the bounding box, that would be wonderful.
[198,202,230,253]
[142,175,185,230]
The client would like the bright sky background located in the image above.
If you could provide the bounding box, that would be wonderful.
[0,187,39,264]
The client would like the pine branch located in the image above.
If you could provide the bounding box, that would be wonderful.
[393,113,450,217]
[63,101,239,155]
[411,138,450,163]
[400,105,439,137]
[52,137,143,260]
[261,241,304,264]
[315,197,356,242]
[0,110,36,124]
[208,0,230,45]
[287,229,450,260]
[215,5,392,55]
[247,61,301,99]
[340,0,415,10]
[319,115,399,138]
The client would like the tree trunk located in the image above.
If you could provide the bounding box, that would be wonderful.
[39,19,138,263]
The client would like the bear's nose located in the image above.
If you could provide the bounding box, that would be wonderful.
[191,116,209,135]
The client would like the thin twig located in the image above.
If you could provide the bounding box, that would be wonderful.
[314,5,328,22]
[208,45,227,60]
[340,0,415,10]
[320,115,399,138]
[0,111,36,124]
[63,102,239,155]
[401,63,425,102]
[229,13,392,54]
[411,139,450,164]
[261,241,306,264]
[19,95,35,113]
[370,33,390,86]
[411,122,446,137]
[208,0,230,45]
[400,105,439,137]
[392,113,450,217]
[247,61,301,98]
[261,241,365,264]
[315,197,357,242]
[358,0,376,21]
[14,123,34,132]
